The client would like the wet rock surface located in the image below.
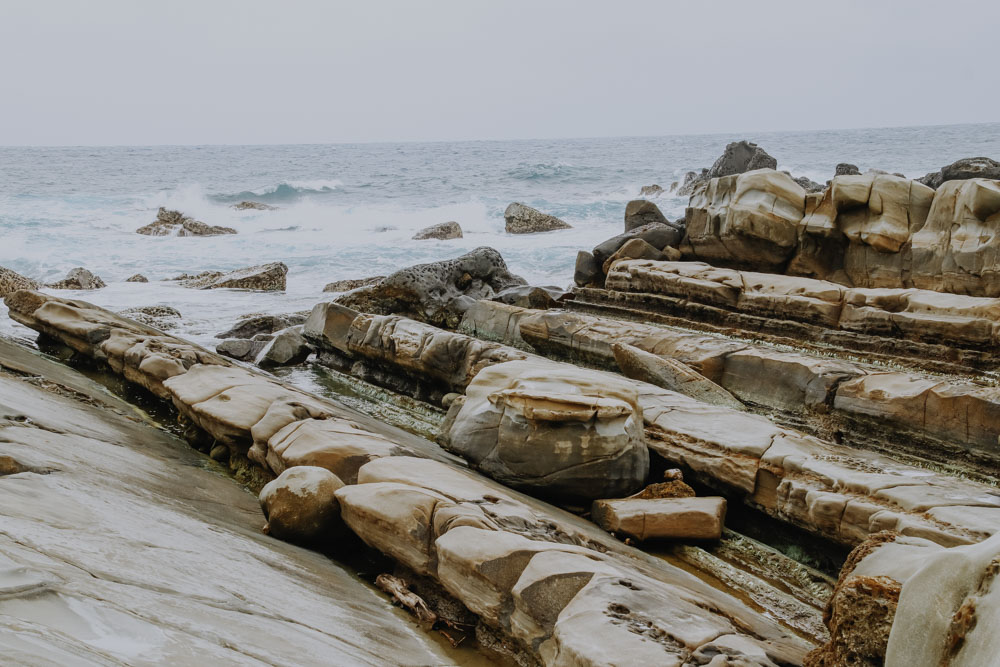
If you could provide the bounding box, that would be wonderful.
[168,262,288,291]
[322,275,385,292]
[413,220,463,240]
[136,207,237,236]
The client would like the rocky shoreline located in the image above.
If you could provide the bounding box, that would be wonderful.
[2,140,999,665]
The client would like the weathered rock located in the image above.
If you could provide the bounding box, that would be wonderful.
[835,163,860,177]
[573,250,601,287]
[611,342,744,410]
[444,359,649,501]
[217,338,268,362]
[602,238,672,275]
[412,221,463,240]
[171,262,288,291]
[592,496,726,541]
[259,466,345,544]
[919,156,1000,189]
[624,199,669,231]
[256,326,312,367]
[118,305,182,330]
[679,141,778,196]
[233,200,278,210]
[322,276,385,293]
[0,266,40,297]
[794,175,824,192]
[682,169,806,270]
[491,284,569,309]
[639,184,664,197]
[136,207,237,236]
[593,222,684,266]
[334,247,526,327]
[216,313,306,339]
[124,273,148,283]
[47,267,106,290]
[504,202,572,234]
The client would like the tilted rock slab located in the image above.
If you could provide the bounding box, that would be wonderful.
[3,289,809,665]
[592,496,727,541]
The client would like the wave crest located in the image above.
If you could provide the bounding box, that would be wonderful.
[213,179,343,204]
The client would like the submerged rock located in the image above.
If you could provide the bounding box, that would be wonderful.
[334,246,525,327]
[170,262,288,291]
[412,220,462,240]
[322,276,385,293]
[233,200,278,211]
[503,202,572,234]
[624,199,669,231]
[136,207,237,236]
[47,267,106,290]
[0,266,40,297]
[260,466,345,544]
[443,359,649,501]
[125,273,149,283]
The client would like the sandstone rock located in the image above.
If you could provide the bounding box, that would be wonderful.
[591,496,726,541]
[47,267,106,290]
[136,207,237,236]
[233,200,278,210]
[444,359,649,501]
[624,199,669,231]
[611,342,744,410]
[573,250,601,287]
[322,275,385,293]
[835,163,860,176]
[683,169,806,270]
[412,221,463,240]
[171,262,288,291]
[491,284,568,309]
[592,222,683,267]
[260,466,345,544]
[919,156,1000,189]
[217,337,268,362]
[118,305,182,330]
[638,184,663,197]
[216,313,306,339]
[334,247,526,327]
[256,326,312,367]
[125,273,148,283]
[0,266,40,297]
[503,202,572,234]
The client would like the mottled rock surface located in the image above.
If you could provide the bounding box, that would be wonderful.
[322,275,385,293]
[47,267,106,290]
[0,266,39,297]
[412,220,463,240]
[136,207,237,236]
[125,273,149,283]
[503,202,572,234]
[170,262,288,291]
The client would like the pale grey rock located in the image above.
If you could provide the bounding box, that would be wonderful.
[504,202,572,234]
[412,220,463,240]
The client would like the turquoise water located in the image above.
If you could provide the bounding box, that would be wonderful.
[2,123,998,344]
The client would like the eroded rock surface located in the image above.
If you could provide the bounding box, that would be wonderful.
[136,207,237,236]
[322,275,385,293]
[504,202,572,234]
[169,262,288,291]
[0,267,40,297]
[592,496,726,541]
[47,267,106,290]
[413,221,463,240]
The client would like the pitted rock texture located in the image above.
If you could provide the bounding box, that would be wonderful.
[47,267,106,290]
[0,266,40,297]
[443,359,650,501]
[334,246,526,327]
[169,262,288,291]
[412,220,463,240]
[504,202,572,234]
[136,207,237,236]
[322,275,385,293]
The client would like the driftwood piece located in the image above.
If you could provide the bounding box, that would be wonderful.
[376,573,438,629]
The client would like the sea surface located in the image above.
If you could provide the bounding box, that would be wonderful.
[2,122,999,346]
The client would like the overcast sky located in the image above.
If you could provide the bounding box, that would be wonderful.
[1,0,996,145]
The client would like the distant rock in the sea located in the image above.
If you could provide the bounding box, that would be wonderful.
[638,184,664,198]
[118,305,182,329]
[136,208,237,236]
[0,266,40,297]
[412,221,462,240]
[167,262,287,291]
[835,162,861,176]
[47,267,106,290]
[503,202,572,234]
[124,273,149,283]
[233,201,278,211]
[918,156,1000,189]
[322,276,385,293]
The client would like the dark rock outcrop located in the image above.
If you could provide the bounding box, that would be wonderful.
[125,273,149,283]
[624,199,669,231]
[136,208,237,236]
[503,202,572,234]
[679,140,778,196]
[215,313,307,339]
[334,247,526,327]
[574,250,601,287]
[919,156,1000,189]
[592,222,684,267]
[168,262,288,291]
[835,163,861,176]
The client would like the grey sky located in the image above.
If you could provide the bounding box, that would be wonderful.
[1,0,996,145]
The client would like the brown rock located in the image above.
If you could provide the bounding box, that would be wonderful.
[624,199,668,232]
[412,221,463,240]
[503,202,572,234]
[591,496,726,541]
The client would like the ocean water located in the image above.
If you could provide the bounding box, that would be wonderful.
[2,122,999,346]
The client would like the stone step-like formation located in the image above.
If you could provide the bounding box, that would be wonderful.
[461,300,1000,475]
[4,289,810,665]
